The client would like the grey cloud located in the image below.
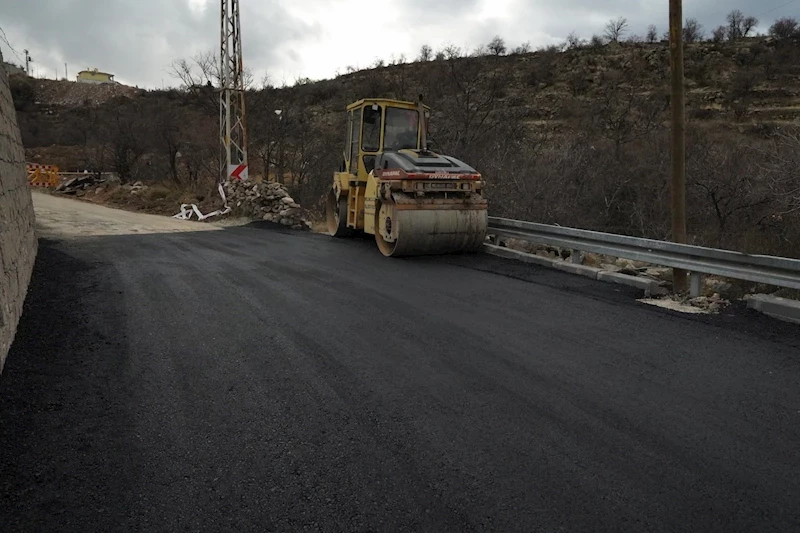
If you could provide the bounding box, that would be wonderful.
[0,0,790,88]
[518,0,783,42]
[0,0,318,87]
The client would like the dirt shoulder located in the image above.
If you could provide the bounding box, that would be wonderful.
[31,190,229,239]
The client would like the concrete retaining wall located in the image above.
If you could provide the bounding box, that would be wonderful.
[0,51,37,372]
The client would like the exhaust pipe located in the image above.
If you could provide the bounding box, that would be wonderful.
[417,94,429,153]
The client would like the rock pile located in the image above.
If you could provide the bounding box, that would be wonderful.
[223,179,310,230]
[56,173,119,195]
[34,79,141,107]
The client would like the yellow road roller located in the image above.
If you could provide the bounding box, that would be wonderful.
[326,96,488,256]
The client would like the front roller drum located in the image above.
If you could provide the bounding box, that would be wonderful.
[375,203,488,257]
[326,189,351,237]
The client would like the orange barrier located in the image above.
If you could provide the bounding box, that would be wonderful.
[27,163,60,188]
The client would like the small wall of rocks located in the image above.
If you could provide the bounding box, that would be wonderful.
[0,51,37,373]
[224,179,310,230]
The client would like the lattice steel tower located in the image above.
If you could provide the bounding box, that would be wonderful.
[220,0,248,181]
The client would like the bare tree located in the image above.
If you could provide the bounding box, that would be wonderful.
[100,101,147,182]
[590,34,607,48]
[743,15,759,37]
[488,36,507,55]
[769,17,799,39]
[566,32,583,49]
[604,17,629,43]
[171,50,253,113]
[512,42,532,54]
[646,25,658,43]
[418,44,433,61]
[687,135,772,246]
[429,57,512,153]
[170,51,219,112]
[726,10,758,40]
[591,70,667,160]
[441,44,462,60]
[683,18,705,43]
[154,101,184,184]
[472,45,488,57]
[712,26,727,42]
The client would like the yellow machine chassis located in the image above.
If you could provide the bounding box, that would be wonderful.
[326,98,488,257]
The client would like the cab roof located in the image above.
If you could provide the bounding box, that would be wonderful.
[346,98,431,112]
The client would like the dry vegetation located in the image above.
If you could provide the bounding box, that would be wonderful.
[11,13,800,258]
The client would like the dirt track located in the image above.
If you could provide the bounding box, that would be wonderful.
[31,191,230,238]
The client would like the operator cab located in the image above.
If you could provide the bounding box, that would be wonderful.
[343,98,430,176]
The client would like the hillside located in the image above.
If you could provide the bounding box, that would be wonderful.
[11,36,800,257]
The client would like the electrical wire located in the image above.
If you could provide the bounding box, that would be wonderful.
[756,0,800,18]
[0,26,25,64]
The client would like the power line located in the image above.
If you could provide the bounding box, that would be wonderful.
[757,0,800,18]
[0,26,25,64]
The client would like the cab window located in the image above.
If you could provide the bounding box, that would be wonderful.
[384,107,419,151]
[362,105,382,152]
[349,108,361,174]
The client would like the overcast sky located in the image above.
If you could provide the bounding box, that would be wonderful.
[0,0,795,89]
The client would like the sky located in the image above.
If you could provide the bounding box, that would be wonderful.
[0,0,796,89]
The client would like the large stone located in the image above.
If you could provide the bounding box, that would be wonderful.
[280,207,301,217]
[280,218,292,226]
[281,196,295,205]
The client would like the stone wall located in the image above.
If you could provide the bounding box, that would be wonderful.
[0,52,37,372]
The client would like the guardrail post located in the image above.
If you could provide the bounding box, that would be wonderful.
[571,250,583,264]
[690,272,702,298]
[492,234,501,246]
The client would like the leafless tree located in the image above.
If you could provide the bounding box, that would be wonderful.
[100,101,148,182]
[683,18,705,43]
[604,17,629,43]
[646,25,658,43]
[566,32,583,49]
[439,44,462,60]
[472,45,488,57]
[590,34,607,48]
[712,26,727,42]
[743,15,759,37]
[591,70,667,159]
[512,42,532,54]
[428,57,511,154]
[687,135,772,246]
[726,10,758,40]
[488,36,507,55]
[171,50,254,113]
[418,44,433,61]
[769,17,799,39]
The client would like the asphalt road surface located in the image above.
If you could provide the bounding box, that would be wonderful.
[2,195,800,531]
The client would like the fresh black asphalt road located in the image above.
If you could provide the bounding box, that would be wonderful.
[2,221,799,531]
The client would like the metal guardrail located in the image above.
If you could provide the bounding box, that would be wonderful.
[488,217,800,293]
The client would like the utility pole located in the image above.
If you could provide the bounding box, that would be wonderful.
[23,49,32,76]
[220,0,248,183]
[669,0,688,292]
[65,63,68,80]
